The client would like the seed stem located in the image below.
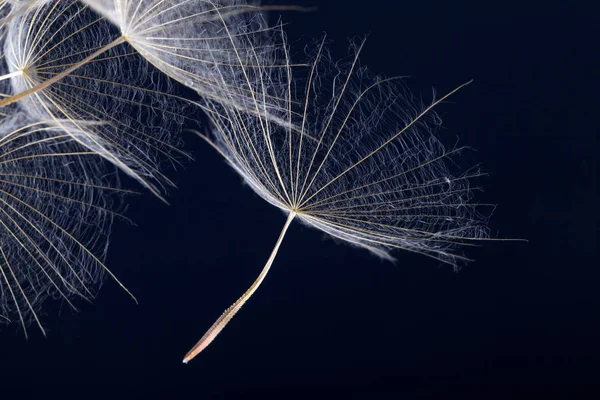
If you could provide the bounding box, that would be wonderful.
[183,211,296,363]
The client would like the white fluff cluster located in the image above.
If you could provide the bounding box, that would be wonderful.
[0,0,494,352]
[0,0,278,335]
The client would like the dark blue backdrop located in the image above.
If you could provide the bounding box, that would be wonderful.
[1,0,597,398]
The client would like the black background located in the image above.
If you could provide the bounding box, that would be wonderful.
[1,0,597,398]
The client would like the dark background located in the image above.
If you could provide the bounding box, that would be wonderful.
[1,0,597,398]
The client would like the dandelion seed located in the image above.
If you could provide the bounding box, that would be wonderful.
[183,36,492,363]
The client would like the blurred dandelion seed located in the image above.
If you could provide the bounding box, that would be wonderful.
[0,114,136,336]
[0,0,186,199]
[80,0,313,116]
[0,0,183,334]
